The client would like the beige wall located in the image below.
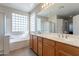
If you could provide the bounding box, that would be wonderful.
[0,5,29,35]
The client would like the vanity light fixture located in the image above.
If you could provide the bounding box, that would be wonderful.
[41,3,54,8]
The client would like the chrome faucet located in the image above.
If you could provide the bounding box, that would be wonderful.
[65,34,67,39]
[58,34,69,39]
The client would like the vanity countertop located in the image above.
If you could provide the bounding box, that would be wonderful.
[31,33,79,48]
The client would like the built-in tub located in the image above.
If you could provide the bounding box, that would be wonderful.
[9,34,29,51]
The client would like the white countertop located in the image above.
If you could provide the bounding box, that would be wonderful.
[31,33,79,48]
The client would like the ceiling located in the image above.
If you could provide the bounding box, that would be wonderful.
[38,3,79,17]
[0,3,39,12]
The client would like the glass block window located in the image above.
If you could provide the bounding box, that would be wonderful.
[12,13,28,32]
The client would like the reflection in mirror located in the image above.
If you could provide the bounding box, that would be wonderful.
[37,3,79,39]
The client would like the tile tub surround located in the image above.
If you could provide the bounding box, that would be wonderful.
[31,33,79,48]
[5,34,29,52]
[10,40,29,51]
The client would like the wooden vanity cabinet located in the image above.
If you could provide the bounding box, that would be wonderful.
[56,42,79,56]
[32,35,38,54]
[30,34,79,56]
[38,36,43,56]
[43,38,55,56]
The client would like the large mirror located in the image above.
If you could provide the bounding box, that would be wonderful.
[37,3,79,36]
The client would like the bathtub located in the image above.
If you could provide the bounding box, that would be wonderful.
[9,34,29,51]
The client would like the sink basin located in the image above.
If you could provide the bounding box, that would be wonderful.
[62,37,77,42]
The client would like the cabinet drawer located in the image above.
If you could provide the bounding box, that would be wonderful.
[30,35,32,38]
[56,42,79,56]
[43,38,55,47]
[33,35,37,39]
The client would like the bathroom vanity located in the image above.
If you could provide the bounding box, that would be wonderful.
[30,33,79,56]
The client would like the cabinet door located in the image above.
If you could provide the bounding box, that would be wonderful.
[30,35,33,49]
[56,42,79,56]
[33,35,38,54]
[56,50,70,56]
[43,38,55,56]
[38,44,42,56]
[38,37,43,56]
[43,45,55,56]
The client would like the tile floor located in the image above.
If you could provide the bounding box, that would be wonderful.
[8,47,37,56]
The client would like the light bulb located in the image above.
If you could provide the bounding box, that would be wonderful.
[46,3,49,4]
[42,5,44,8]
